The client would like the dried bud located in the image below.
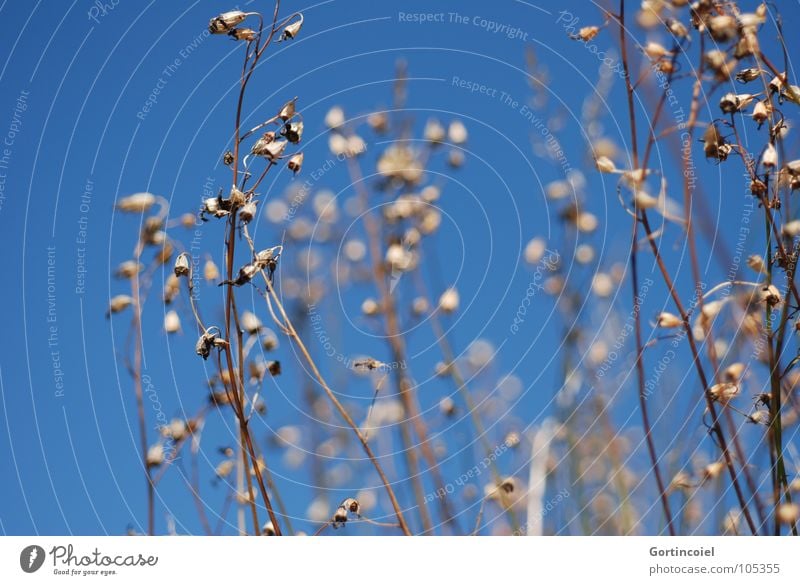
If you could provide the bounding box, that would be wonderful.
[279,15,303,41]
[288,152,304,174]
[107,295,134,317]
[174,252,190,277]
[116,192,156,213]
[438,287,460,313]
[209,11,248,34]
[656,312,683,328]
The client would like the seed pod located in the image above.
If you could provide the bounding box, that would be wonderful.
[633,189,658,210]
[332,506,349,526]
[703,461,725,481]
[228,27,256,41]
[258,140,287,161]
[229,186,246,207]
[267,360,281,376]
[174,253,190,277]
[164,310,181,334]
[665,18,688,38]
[748,410,770,425]
[746,254,767,274]
[759,284,781,306]
[707,14,737,42]
[643,41,671,60]
[279,14,303,41]
[287,152,304,174]
[219,262,260,287]
[209,11,247,34]
[571,25,600,42]
[777,503,800,525]
[439,396,456,416]
[368,111,388,133]
[195,330,220,360]
[769,73,785,94]
[723,362,746,382]
[116,192,156,213]
[278,97,297,121]
[107,295,134,317]
[204,258,219,282]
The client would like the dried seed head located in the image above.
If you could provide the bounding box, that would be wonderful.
[708,382,739,403]
[777,503,800,525]
[790,478,800,493]
[703,123,731,161]
[759,284,782,306]
[279,15,303,41]
[343,497,360,515]
[656,312,683,329]
[722,362,746,382]
[116,192,156,213]
[439,396,456,416]
[278,97,297,121]
[368,111,388,133]
[209,11,248,34]
[325,106,345,130]
[146,443,164,467]
[746,254,768,274]
[707,14,737,42]
[262,522,276,536]
[240,311,262,335]
[448,120,468,144]
[571,25,600,42]
[174,252,190,277]
[633,189,658,210]
[215,459,234,479]
[283,120,303,143]
[762,143,778,168]
[255,138,287,160]
[287,152,304,174]
[703,461,726,481]
[524,238,546,264]
[239,200,258,223]
[504,431,521,449]
[195,329,220,360]
[107,294,134,316]
[424,119,446,143]
[332,506,349,525]
[361,298,380,316]
[595,155,617,173]
[412,297,429,316]
[267,360,281,376]
[720,93,758,114]
[669,471,693,492]
[748,410,770,425]
[203,258,219,283]
[769,73,785,94]
[643,41,671,60]
[665,18,688,38]
[438,287,460,313]
[115,260,143,279]
[164,310,181,334]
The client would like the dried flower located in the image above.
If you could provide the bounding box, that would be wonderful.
[146,443,164,467]
[239,200,258,223]
[759,283,781,306]
[424,119,445,143]
[761,143,778,168]
[570,26,600,42]
[325,106,345,130]
[448,120,468,144]
[114,260,143,279]
[240,311,262,335]
[746,254,768,274]
[361,298,380,316]
[748,410,770,425]
[228,27,256,41]
[282,120,303,143]
[777,503,800,525]
[736,68,762,83]
[439,396,455,416]
[719,93,758,114]
[595,155,617,173]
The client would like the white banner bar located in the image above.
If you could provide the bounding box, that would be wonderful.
[1,536,797,583]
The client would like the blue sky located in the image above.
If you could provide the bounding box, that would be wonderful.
[1,0,799,536]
